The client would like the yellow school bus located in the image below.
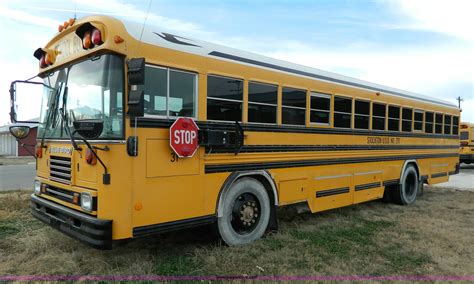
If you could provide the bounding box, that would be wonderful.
[460,122,474,164]
[9,15,460,249]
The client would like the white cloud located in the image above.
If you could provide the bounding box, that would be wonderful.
[386,0,474,44]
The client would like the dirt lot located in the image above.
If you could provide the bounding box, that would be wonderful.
[0,186,473,278]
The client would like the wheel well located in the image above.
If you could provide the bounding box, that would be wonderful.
[400,160,421,182]
[216,171,279,231]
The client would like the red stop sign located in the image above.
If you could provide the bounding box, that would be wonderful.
[170,117,200,158]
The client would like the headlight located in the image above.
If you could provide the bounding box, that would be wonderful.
[34,181,41,194]
[81,192,93,211]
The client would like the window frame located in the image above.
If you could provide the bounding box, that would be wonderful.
[435,113,443,134]
[333,95,353,129]
[388,104,401,132]
[444,114,452,135]
[206,74,244,123]
[354,99,370,130]
[281,86,307,126]
[309,92,331,126]
[425,111,434,134]
[142,64,199,119]
[247,81,278,125]
[401,107,413,132]
[371,102,386,131]
[413,109,424,132]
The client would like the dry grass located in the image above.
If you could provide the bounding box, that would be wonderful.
[0,187,473,276]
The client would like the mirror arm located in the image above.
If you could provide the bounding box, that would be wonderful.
[73,131,110,184]
[15,139,37,159]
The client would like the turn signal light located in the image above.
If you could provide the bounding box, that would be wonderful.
[35,145,42,158]
[83,31,92,49]
[85,148,97,165]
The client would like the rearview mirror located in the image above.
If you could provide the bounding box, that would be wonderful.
[9,125,31,140]
[10,80,44,123]
[127,58,145,85]
[73,119,103,140]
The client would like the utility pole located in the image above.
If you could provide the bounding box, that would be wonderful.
[456,96,463,109]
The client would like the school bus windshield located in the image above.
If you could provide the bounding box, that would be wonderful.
[38,53,124,140]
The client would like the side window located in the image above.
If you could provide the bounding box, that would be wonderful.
[388,106,400,131]
[402,108,413,132]
[354,100,369,129]
[334,96,352,128]
[310,92,331,125]
[207,75,243,122]
[372,103,386,130]
[452,116,459,135]
[248,82,277,123]
[141,66,167,116]
[414,110,423,131]
[425,112,434,133]
[141,66,197,117]
[282,87,306,125]
[435,113,443,134]
[444,115,452,135]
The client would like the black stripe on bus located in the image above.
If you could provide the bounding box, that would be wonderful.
[431,172,448,178]
[208,144,458,154]
[355,182,382,191]
[133,215,216,238]
[316,187,350,198]
[421,175,429,182]
[205,153,458,174]
[448,171,456,176]
[208,51,455,108]
[383,179,400,187]
[131,118,459,140]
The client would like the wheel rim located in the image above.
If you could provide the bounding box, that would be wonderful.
[230,192,261,235]
[404,172,417,200]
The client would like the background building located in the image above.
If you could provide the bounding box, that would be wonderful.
[0,123,37,157]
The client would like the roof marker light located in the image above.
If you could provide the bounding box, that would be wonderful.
[91,29,102,45]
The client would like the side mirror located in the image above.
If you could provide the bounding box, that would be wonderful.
[127,58,145,85]
[9,125,31,140]
[73,119,103,140]
[10,80,44,123]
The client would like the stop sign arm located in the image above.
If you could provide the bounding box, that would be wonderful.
[198,121,245,155]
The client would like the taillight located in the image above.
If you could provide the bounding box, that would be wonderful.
[91,29,102,45]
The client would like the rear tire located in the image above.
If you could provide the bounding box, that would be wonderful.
[391,164,419,205]
[217,178,270,246]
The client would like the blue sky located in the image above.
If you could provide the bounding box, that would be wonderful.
[0,0,472,125]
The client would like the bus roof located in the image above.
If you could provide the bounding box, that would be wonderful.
[123,20,457,110]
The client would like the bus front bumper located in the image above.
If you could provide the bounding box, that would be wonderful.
[30,194,112,250]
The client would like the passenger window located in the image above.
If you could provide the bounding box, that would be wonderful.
[402,108,413,132]
[282,87,306,125]
[435,113,443,134]
[444,115,452,135]
[334,96,352,128]
[248,82,277,124]
[372,103,386,130]
[310,92,331,125]
[452,116,459,135]
[414,110,423,131]
[354,100,369,129]
[388,106,400,131]
[207,75,243,122]
[425,112,434,133]
[141,66,197,117]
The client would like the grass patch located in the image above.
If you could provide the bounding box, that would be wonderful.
[0,188,473,276]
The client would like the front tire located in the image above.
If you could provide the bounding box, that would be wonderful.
[217,178,270,246]
[391,164,419,205]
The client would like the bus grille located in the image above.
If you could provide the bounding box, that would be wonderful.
[50,156,72,184]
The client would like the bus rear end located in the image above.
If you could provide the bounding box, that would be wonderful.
[460,123,474,164]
